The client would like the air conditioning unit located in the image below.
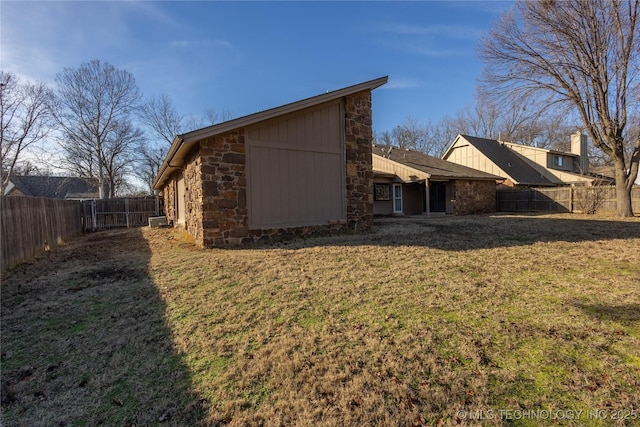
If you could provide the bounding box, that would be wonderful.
[148,216,168,228]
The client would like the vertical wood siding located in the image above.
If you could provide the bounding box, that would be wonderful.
[246,101,345,229]
[445,143,505,178]
[372,155,430,182]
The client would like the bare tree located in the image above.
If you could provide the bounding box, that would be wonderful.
[137,95,233,192]
[373,130,394,147]
[135,142,167,193]
[0,71,53,194]
[53,60,142,198]
[137,94,183,192]
[453,103,502,140]
[203,107,233,126]
[139,94,184,145]
[374,116,452,157]
[183,107,233,133]
[12,159,50,176]
[480,0,639,216]
[390,116,428,150]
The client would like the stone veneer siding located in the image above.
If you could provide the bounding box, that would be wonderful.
[453,179,496,215]
[343,90,374,231]
[161,178,175,224]
[200,130,248,247]
[183,146,206,244]
[161,90,375,247]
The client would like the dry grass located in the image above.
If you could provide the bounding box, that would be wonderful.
[2,213,640,426]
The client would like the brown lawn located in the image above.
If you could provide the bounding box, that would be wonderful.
[2,213,640,426]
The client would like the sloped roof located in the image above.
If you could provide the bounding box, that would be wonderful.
[372,145,503,181]
[455,135,554,186]
[153,76,389,189]
[7,176,99,199]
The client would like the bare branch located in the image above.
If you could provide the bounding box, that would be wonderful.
[480,0,639,216]
[53,60,142,198]
[0,71,53,194]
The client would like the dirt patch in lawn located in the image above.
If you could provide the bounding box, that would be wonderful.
[2,214,640,426]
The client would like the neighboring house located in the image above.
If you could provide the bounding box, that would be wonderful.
[372,145,503,215]
[152,76,388,247]
[4,176,99,200]
[590,165,639,186]
[442,132,598,188]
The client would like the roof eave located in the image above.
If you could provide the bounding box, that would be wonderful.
[441,134,465,159]
[152,76,389,190]
[152,134,186,190]
[182,76,388,145]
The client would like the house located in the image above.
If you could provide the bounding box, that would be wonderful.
[372,145,503,215]
[442,132,597,188]
[152,76,388,247]
[3,176,99,200]
[589,165,639,186]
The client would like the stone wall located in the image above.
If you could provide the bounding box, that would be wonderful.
[161,178,175,224]
[159,146,206,245]
[453,180,496,215]
[183,147,205,245]
[344,90,374,231]
[199,130,248,247]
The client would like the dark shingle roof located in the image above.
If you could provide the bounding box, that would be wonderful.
[372,145,503,181]
[458,135,554,186]
[8,176,99,199]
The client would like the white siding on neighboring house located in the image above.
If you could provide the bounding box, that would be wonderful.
[444,142,506,179]
[501,142,591,184]
[372,154,429,182]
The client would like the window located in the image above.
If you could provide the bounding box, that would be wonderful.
[554,155,564,168]
[374,184,391,201]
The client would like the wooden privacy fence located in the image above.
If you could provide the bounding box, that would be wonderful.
[1,196,83,271]
[497,186,640,213]
[82,197,162,231]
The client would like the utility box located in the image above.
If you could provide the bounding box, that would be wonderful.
[148,216,168,228]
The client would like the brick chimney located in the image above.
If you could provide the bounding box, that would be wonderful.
[571,131,589,174]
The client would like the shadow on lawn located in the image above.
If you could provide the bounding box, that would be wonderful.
[236,214,640,252]
[0,228,205,426]
[574,302,640,323]
[270,214,640,251]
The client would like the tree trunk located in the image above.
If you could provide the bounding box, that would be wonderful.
[98,176,105,200]
[614,158,633,217]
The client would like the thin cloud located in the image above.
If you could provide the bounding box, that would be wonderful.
[169,39,233,49]
[378,38,467,57]
[402,44,466,57]
[377,23,485,40]
[381,78,424,90]
[1,1,188,82]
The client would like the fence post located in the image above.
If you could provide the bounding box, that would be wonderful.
[125,198,130,228]
[569,186,574,213]
[91,200,96,232]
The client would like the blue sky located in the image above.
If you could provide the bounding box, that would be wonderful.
[1,1,512,134]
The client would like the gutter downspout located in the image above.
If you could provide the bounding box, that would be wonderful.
[152,134,185,190]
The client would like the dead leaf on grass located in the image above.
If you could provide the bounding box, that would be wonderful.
[349,397,363,407]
